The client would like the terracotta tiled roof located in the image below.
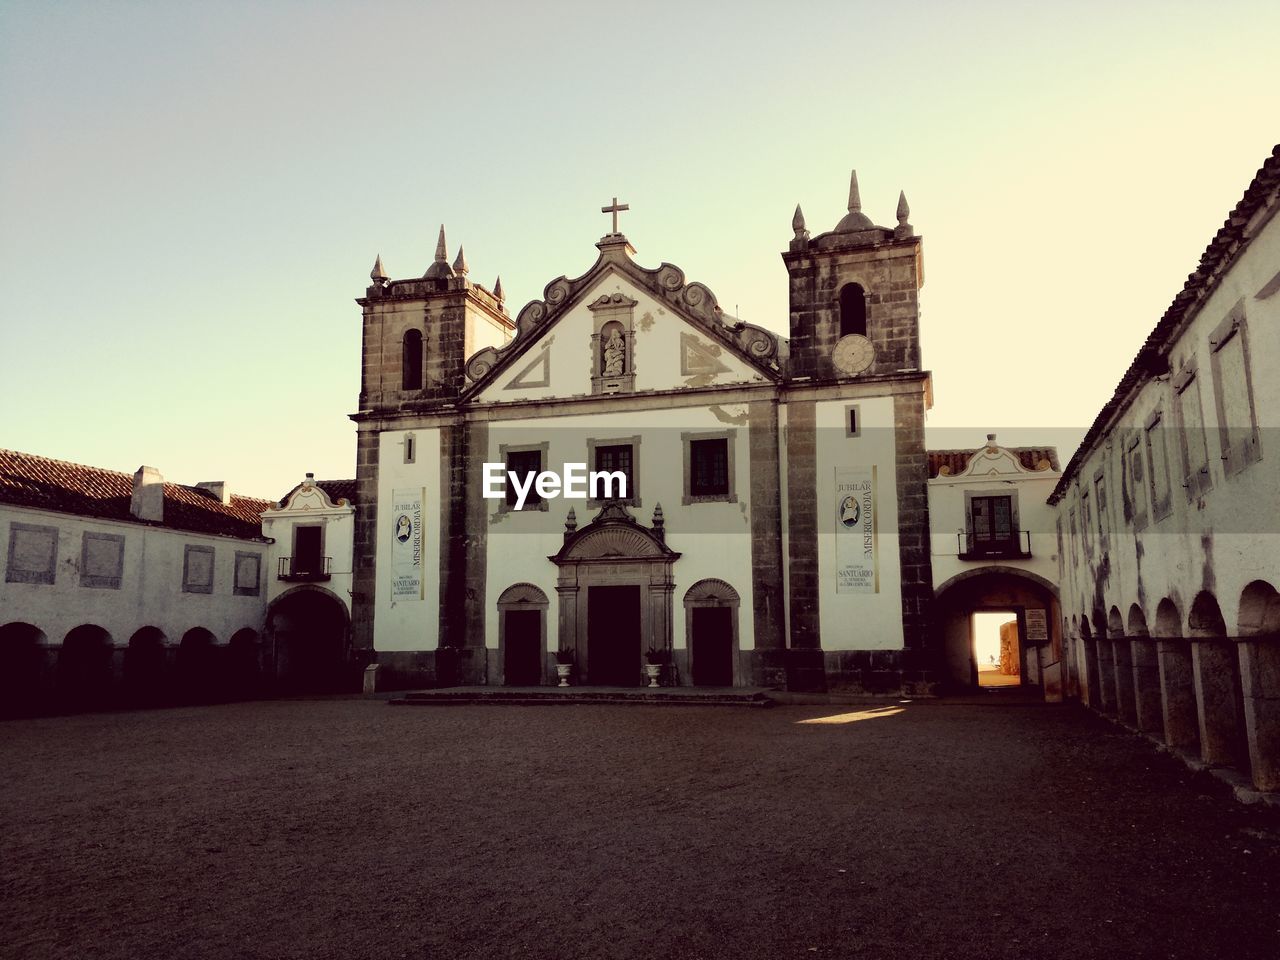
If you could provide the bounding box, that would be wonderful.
[1049,144,1280,503]
[0,449,271,540]
[272,478,358,507]
[927,447,1061,479]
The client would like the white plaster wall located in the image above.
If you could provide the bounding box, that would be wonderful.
[0,504,267,647]
[477,269,766,404]
[260,498,355,613]
[1057,203,1280,637]
[929,470,1062,592]
[374,427,443,652]
[814,396,903,650]
[481,404,757,655]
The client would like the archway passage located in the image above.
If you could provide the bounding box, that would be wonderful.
[227,628,263,698]
[933,568,1060,695]
[972,612,1020,687]
[0,622,48,716]
[58,625,114,709]
[269,590,348,694]
[124,627,168,706]
[177,628,221,703]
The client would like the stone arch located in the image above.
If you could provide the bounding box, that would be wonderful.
[1189,592,1227,637]
[839,282,868,338]
[683,578,742,687]
[1237,581,1280,636]
[1108,607,1125,637]
[1187,590,1247,773]
[1092,609,1109,640]
[1127,604,1150,637]
[124,626,168,706]
[497,583,550,686]
[931,566,1060,692]
[1154,598,1182,638]
[58,624,114,709]
[228,627,264,697]
[1079,615,1092,640]
[1,622,49,715]
[268,585,350,693]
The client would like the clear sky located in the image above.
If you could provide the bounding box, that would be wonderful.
[1,1,1276,498]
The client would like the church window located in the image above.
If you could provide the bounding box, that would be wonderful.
[505,448,544,509]
[1208,303,1261,476]
[587,437,640,506]
[404,433,416,465]
[402,329,423,391]
[844,404,861,438]
[839,283,868,338]
[682,430,737,504]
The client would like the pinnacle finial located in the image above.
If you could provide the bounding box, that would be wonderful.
[848,170,862,213]
[370,254,388,283]
[894,190,914,239]
[835,169,875,233]
[493,275,505,302]
[792,204,806,235]
[424,224,455,279]
[453,244,469,276]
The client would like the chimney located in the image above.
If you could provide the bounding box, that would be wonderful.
[197,480,231,505]
[130,466,165,522]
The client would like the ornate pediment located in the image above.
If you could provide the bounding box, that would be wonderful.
[464,241,782,390]
[550,501,680,565]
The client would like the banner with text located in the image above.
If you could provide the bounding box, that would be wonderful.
[835,467,879,595]
[391,487,425,601]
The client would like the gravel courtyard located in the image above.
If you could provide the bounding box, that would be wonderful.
[2,697,1278,960]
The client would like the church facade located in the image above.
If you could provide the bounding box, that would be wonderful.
[351,174,938,693]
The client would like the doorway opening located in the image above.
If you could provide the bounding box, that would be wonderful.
[973,611,1021,688]
[587,584,642,686]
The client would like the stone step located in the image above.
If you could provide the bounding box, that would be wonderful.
[388,686,775,708]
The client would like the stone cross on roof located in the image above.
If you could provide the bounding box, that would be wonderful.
[601,196,630,235]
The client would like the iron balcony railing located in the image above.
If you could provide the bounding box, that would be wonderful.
[277,556,332,582]
[957,530,1032,561]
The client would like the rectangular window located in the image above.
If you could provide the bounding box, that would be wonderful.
[80,532,124,589]
[182,544,215,594]
[1145,410,1172,521]
[1068,508,1078,562]
[404,432,416,465]
[1174,364,1211,498]
[1080,491,1092,556]
[1127,434,1147,530]
[234,551,262,597]
[1209,305,1262,476]
[506,448,544,508]
[1056,517,1065,579]
[690,439,729,496]
[6,522,58,585]
[594,443,635,502]
[968,494,1015,554]
[1093,473,1108,553]
[293,525,324,575]
[844,404,861,438]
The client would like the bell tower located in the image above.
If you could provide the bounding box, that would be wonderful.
[782,171,923,382]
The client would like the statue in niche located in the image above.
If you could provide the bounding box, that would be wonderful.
[601,328,626,376]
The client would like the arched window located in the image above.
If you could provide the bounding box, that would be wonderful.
[402,329,423,390]
[839,283,867,338]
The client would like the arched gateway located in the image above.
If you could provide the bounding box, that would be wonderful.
[549,503,680,687]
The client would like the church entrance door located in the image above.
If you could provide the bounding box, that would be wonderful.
[691,607,734,686]
[587,585,641,686]
[504,610,542,686]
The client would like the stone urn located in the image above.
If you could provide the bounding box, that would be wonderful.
[555,663,572,687]
[644,663,662,688]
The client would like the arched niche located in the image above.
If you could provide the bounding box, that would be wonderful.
[497,582,550,686]
[683,578,742,687]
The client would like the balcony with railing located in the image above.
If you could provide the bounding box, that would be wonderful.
[957,530,1032,561]
[277,556,332,582]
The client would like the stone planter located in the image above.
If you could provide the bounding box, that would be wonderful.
[644,663,661,688]
[555,663,572,687]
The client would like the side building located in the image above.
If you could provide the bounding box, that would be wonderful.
[0,450,273,713]
[1051,145,1280,793]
